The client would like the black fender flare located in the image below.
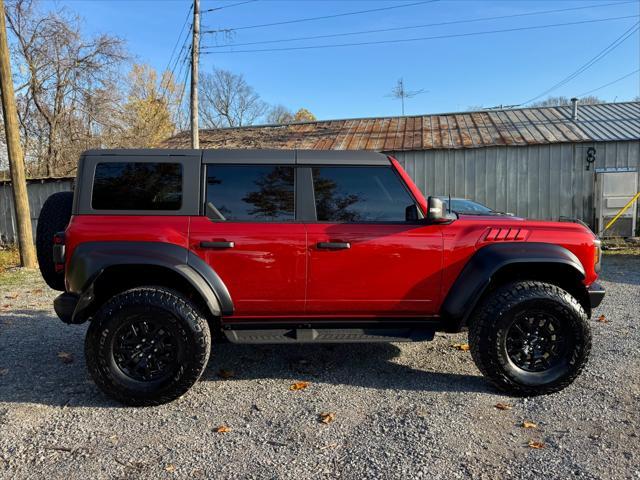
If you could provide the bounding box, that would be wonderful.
[440,242,585,331]
[66,241,233,323]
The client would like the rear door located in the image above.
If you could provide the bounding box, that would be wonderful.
[189,151,307,317]
[301,157,443,316]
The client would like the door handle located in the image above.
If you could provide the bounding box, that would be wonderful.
[317,241,351,250]
[200,241,235,249]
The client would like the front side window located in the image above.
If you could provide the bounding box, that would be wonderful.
[206,165,295,221]
[312,166,416,222]
[92,162,182,210]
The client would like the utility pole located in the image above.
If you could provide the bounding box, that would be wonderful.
[0,0,36,268]
[190,0,200,148]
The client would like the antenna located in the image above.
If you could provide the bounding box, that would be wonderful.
[385,78,428,115]
[448,193,452,214]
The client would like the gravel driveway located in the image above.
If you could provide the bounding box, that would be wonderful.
[0,256,638,479]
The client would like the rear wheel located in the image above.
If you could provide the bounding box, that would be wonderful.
[85,287,211,406]
[36,191,73,290]
[468,281,591,396]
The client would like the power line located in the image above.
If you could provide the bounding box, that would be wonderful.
[202,1,637,48]
[577,68,640,98]
[164,4,192,74]
[202,0,258,13]
[520,21,640,105]
[203,0,439,33]
[158,3,192,105]
[201,15,639,54]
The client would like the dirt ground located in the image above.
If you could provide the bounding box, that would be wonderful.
[0,255,638,479]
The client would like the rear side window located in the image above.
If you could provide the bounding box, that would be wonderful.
[312,166,416,222]
[92,162,182,211]
[206,165,295,221]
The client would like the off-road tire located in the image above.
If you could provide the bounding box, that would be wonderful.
[85,287,211,406]
[36,191,73,290]
[468,281,591,396]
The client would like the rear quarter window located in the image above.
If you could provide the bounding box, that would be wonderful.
[92,162,182,211]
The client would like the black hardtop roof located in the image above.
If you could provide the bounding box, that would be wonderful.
[81,149,390,165]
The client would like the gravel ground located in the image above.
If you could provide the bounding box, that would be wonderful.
[0,255,638,480]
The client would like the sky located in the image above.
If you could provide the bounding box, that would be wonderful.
[38,0,640,120]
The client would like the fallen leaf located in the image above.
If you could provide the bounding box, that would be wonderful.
[319,443,339,450]
[452,343,470,351]
[214,425,232,433]
[319,412,335,424]
[528,440,545,449]
[217,369,235,379]
[32,289,43,294]
[289,381,310,391]
[597,314,608,323]
[165,464,176,473]
[1,304,10,309]
[4,294,17,300]
[57,352,74,364]
[495,403,512,411]
[0,368,8,376]
[522,421,538,429]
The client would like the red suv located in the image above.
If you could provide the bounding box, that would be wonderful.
[36,149,604,406]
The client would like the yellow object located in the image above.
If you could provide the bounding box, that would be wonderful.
[603,191,640,233]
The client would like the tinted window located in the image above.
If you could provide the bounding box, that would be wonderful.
[447,199,493,214]
[206,165,295,221]
[313,166,416,222]
[92,162,182,210]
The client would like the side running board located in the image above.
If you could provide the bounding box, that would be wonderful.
[222,323,436,344]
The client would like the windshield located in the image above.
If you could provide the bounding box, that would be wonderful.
[442,198,494,214]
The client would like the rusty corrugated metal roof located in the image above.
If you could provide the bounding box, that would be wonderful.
[163,101,640,151]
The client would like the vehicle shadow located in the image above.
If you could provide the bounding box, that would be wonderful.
[0,310,493,408]
[200,342,491,394]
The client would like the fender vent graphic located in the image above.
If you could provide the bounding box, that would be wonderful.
[482,227,529,242]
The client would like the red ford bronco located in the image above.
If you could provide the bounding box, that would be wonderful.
[36,149,604,406]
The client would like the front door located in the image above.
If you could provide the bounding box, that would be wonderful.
[304,165,443,316]
[190,161,306,317]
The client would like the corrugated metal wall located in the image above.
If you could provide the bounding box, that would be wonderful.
[0,180,73,244]
[394,141,640,226]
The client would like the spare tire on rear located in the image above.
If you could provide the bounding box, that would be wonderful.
[36,191,73,291]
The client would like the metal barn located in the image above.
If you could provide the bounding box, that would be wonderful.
[165,100,640,232]
[0,177,73,244]
[1,101,638,243]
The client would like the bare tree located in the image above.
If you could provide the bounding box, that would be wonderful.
[6,0,126,176]
[530,96,605,107]
[199,68,267,128]
[266,104,294,124]
[266,105,316,125]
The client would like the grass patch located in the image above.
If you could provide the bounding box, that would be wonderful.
[602,236,640,256]
[603,247,640,256]
[0,245,40,288]
[0,246,20,273]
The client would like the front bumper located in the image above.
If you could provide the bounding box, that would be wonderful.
[53,293,78,324]
[588,282,605,309]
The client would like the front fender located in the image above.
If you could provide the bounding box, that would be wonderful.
[66,242,233,323]
[440,242,585,331]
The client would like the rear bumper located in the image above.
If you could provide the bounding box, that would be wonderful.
[588,282,605,309]
[53,293,78,324]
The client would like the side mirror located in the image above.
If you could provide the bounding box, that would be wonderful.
[427,196,449,223]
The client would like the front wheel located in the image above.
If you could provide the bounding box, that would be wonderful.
[468,281,591,396]
[85,287,211,406]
